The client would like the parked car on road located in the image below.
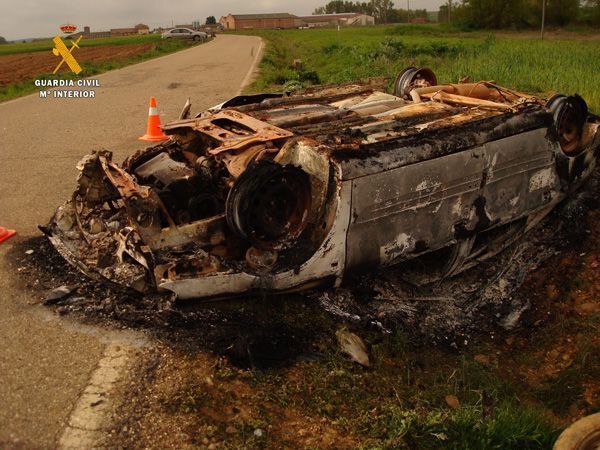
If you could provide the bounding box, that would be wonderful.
[161,28,208,41]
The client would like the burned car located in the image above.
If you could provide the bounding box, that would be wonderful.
[45,67,600,301]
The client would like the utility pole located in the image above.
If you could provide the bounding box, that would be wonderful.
[540,0,546,39]
[448,0,452,22]
[407,0,410,22]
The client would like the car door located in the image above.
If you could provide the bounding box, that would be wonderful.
[346,146,486,272]
[344,127,562,276]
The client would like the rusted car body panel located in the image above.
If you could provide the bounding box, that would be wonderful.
[347,128,559,271]
[45,69,600,301]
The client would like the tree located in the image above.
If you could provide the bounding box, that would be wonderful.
[370,0,395,23]
[314,0,391,17]
[0,36,6,44]
[385,8,427,23]
[413,8,428,18]
[448,0,583,28]
[545,0,580,26]
[388,8,406,22]
[458,0,525,28]
[324,1,360,13]
[580,0,600,26]
[438,4,449,22]
[206,16,216,25]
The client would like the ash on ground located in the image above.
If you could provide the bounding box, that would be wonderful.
[8,169,599,349]
[318,170,599,345]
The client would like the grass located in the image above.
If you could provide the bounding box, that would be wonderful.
[240,25,600,113]
[0,33,163,55]
[248,334,561,449]
[372,402,558,449]
[0,37,204,102]
[233,299,566,449]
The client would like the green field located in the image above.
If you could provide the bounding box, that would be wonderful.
[0,33,163,55]
[242,25,600,112]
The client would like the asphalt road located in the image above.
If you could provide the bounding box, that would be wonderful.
[0,34,262,448]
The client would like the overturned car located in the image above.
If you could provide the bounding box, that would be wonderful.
[45,68,600,301]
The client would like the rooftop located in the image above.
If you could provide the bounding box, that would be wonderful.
[228,13,297,20]
[301,13,367,18]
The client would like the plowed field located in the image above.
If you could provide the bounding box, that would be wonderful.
[0,43,153,85]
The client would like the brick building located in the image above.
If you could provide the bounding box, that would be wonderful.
[111,24,149,36]
[69,24,149,39]
[69,26,110,39]
[298,13,375,28]
[134,24,150,34]
[219,13,297,30]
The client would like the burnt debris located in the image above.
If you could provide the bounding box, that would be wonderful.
[44,67,600,303]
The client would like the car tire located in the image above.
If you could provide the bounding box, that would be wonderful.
[193,35,200,42]
[554,413,600,450]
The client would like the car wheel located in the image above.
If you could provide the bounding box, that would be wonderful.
[193,35,200,41]
[554,413,600,450]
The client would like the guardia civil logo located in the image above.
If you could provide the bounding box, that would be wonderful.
[52,23,82,74]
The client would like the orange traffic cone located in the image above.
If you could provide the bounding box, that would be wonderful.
[0,226,16,244]
[139,97,169,142]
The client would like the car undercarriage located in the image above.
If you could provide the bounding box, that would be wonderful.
[44,67,600,301]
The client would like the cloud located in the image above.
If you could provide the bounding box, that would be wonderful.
[0,0,447,41]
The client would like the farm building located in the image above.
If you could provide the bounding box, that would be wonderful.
[69,24,150,39]
[134,24,150,34]
[298,13,375,27]
[219,13,297,30]
[110,27,137,36]
[111,24,149,36]
[69,26,110,39]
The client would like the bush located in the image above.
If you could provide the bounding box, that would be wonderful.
[379,38,407,58]
[298,70,321,84]
[322,42,344,53]
[375,38,466,60]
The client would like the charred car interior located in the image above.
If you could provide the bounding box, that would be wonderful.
[44,67,600,301]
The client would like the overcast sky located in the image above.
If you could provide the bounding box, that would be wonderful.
[1,0,447,41]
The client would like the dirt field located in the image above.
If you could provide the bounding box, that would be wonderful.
[0,43,154,85]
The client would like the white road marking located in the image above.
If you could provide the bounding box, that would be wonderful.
[237,38,265,95]
[58,342,132,449]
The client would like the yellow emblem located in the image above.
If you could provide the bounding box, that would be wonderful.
[52,35,82,75]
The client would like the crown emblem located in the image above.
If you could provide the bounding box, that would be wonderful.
[60,23,77,34]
